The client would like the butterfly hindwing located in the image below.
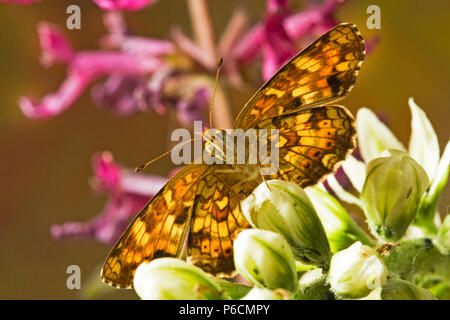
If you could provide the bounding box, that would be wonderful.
[234,23,365,130]
[101,164,206,288]
[255,105,356,187]
[187,164,261,276]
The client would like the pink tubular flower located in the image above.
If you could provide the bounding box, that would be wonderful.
[232,0,347,81]
[261,0,297,81]
[19,22,172,119]
[51,152,168,245]
[175,86,210,125]
[93,0,157,11]
[91,74,149,116]
[100,11,175,56]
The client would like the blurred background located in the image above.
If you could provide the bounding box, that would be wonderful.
[0,0,449,299]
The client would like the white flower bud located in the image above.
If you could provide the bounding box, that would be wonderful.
[361,150,429,241]
[327,242,388,299]
[133,258,225,300]
[241,180,331,267]
[234,229,298,292]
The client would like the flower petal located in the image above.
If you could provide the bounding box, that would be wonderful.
[326,174,363,208]
[356,108,405,162]
[38,22,74,67]
[91,74,147,116]
[283,0,344,39]
[121,37,175,57]
[51,194,148,245]
[93,0,157,11]
[90,151,122,193]
[18,71,89,119]
[231,24,264,63]
[415,140,450,233]
[430,140,450,198]
[19,52,163,119]
[408,97,440,180]
[51,152,167,245]
[341,154,366,193]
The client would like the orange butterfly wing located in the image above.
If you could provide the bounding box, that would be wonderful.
[101,164,206,288]
[234,23,365,130]
[255,105,356,187]
[187,164,261,276]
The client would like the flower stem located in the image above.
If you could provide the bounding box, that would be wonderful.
[187,0,216,70]
[187,0,233,129]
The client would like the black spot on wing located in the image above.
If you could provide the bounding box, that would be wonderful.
[327,75,342,95]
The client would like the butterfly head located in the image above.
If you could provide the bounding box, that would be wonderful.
[202,128,229,161]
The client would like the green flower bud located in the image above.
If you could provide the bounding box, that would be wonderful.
[305,187,375,253]
[241,180,331,267]
[327,241,388,299]
[361,150,429,241]
[133,258,226,300]
[241,287,288,300]
[234,229,298,292]
[436,214,450,255]
[362,278,437,300]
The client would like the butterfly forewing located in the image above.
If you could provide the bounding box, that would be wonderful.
[234,23,365,130]
[101,164,206,288]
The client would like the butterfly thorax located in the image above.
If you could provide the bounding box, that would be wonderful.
[203,128,259,165]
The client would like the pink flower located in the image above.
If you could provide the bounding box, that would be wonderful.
[51,152,168,245]
[91,74,149,116]
[90,68,210,123]
[100,11,175,56]
[19,22,172,119]
[233,0,347,81]
[261,0,297,81]
[93,0,157,11]
[176,86,210,125]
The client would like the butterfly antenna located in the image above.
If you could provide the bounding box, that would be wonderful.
[257,164,272,192]
[135,136,200,172]
[209,57,224,129]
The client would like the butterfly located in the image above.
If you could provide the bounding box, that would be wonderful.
[101,23,365,288]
